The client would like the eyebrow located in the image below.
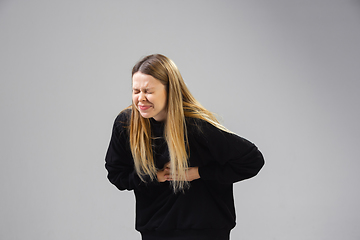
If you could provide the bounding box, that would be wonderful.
[132,87,154,91]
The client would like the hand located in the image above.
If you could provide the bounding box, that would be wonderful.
[157,163,201,182]
[166,166,200,182]
[156,162,171,182]
[184,167,200,181]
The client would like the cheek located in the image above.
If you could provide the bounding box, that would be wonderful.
[146,95,154,104]
[132,95,137,103]
[161,93,167,106]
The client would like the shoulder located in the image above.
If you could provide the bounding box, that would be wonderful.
[113,108,131,133]
[186,117,255,148]
[116,108,131,123]
[186,117,225,131]
[185,117,222,137]
[185,117,205,131]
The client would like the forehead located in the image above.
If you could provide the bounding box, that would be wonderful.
[132,72,161,89]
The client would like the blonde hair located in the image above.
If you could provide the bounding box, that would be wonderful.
[128,54,229,192]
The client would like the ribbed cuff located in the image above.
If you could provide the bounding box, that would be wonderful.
[141,229,230,240]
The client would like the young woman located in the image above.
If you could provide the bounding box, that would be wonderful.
[105,54,264,240]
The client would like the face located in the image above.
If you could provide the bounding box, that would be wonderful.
[132,72,167,121]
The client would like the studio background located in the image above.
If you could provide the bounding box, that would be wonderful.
[1,1,359,239]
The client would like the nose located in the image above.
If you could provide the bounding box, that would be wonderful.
[138,92,146,102]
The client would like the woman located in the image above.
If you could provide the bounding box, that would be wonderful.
[105,54,264,240]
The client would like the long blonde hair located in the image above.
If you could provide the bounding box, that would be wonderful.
[129,54,229,192]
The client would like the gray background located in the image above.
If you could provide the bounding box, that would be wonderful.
[1,0,359,239]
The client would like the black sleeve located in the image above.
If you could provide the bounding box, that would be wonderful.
[196,120,265,184]
[105,112,145,191]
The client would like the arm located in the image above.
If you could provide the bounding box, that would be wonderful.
[105,113,144,190]
[196,120,265,184]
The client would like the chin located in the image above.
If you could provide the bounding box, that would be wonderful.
[139,112,152,119]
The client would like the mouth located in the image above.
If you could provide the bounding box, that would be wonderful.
[138,105,151,111]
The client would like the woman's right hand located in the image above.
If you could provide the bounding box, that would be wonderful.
[156,162,171,182]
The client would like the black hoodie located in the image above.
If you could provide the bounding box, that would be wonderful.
[105,109,264,240]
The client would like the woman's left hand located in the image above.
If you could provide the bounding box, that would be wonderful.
[185,167,200,181]
[169,167,200,182]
